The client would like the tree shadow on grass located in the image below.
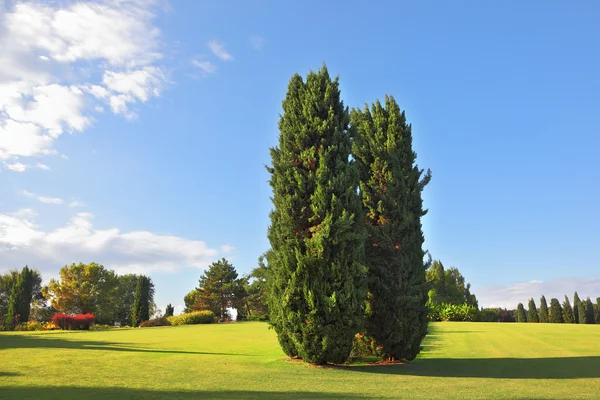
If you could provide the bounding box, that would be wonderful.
[0,334,253,357]
[343,356,600,379]
[0,372,21,377]
[0,387,369,400]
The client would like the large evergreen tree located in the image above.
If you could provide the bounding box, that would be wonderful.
[516,303,527,322]
[596,298,600,324]
[573,292,582,324]
[584,298,595,324]
[527,298,539,323]
[4,266,38,329]
[352,95,431,361]
[562,295,575,323]
[539,295,549,323]
[548,298,563,323]
[165,304,174,317]
[131,276,153,327]
[266,65,366,365]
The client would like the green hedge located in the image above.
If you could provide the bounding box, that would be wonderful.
[167,310,216,325]
[428,303,478,321]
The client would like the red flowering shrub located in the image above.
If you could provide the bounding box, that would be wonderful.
[51,313,95,330]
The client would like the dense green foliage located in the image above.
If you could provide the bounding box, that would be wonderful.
[426,261,477,307]
[527,298,539,322]
[539,295,549,323]
[516,303,527,322]
[266,65,366,364]
[549,298,564,323]
[562,296,575,323]
[428,303,478,322]
[195,258,245,321]
[574,292,582,324]
[584,298,595,324]
[139,317,171,327]
[167,310,216,325]
[240,255,269,318]
[351,95,430,361]
[165,304,174,317]
[2,322,600,399]
[0,268,42,329]
[131,276,154,327]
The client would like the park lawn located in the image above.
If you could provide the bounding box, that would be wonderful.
[1,322,599,399]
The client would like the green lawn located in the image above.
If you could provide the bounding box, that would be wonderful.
[1,322,599,399]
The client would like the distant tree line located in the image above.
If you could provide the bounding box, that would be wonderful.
[516,293,599,324]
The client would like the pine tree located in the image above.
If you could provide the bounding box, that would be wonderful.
[266,65,366,365]
[548,298,563,323]
[196,258,245,321]
[539,295,549,323]
[573,292,583,324]
[527,298,539,322]
[131,276,153,326]
[562,295,575,323]
[351,96,431,362]
[516,303,527,322]
[584,298,595,324]
[165,304,174,317]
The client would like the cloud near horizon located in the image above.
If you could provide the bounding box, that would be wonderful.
[476,277,600,309]
[0,209,226,277]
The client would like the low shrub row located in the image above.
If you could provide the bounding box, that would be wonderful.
[428,303,479,322]
[51,313,95,330]
[167,310,216,325]
[139,317,171,327]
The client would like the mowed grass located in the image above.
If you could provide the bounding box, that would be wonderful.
[1,322,600,399]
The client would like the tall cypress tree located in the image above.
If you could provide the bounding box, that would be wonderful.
[549,298,563,323]
[584,298,595,324]
[573,292,582,324]
[4,275,23,330]
[165,304,174,317]
[539,295,549,323]
[266,65,366,365]
[351,96,431,362]
[516,303,527,322]
[562,296,575,323]
[527,298,539,323]
[131,276,152,326]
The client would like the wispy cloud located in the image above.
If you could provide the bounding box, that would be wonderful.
[37,196,63,205]
[4,162,27,172]
[192,60,217,76]
[208,40,233,61]
[250,35,264,50]
[68,200,86,208]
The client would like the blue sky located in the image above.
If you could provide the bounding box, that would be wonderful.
[1,0,599,312]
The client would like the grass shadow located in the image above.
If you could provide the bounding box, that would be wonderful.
[0,372,21,377]
[0,334,254,357]
[343,356,600,379]
[0,387,370,399]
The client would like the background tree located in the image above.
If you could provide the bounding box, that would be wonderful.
[241,254,269,318]
[352,96,431,361]
[562,296,575,323]
[267,65,366,364]
[0,268,42,327]
[196,258,244,321]
[183,289,201,313]
[584,298,595,324]
[516,303,527,322]
[43,263,118,324]
[596,298,600,324]
[548,298,564,323]
[114,274,140,326]
[4,267,41,329]
[573,292,582,324]
[165,304,174,317]
[426,262,477,307]
[539,295,549,323]
[527,298,539,323]
[131,276,154,326]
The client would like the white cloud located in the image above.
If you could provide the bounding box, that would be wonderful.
[36,163,50,170]
[4,162,27,172]
[192,60,217,76]
[174,304,185,316]
[0,211,222,275]
[37,196,64,205]
[250,36,264,50]
[208,40,233,61]
[477,277,600,309]
[19,189,35,197]
[0,0,165,163]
